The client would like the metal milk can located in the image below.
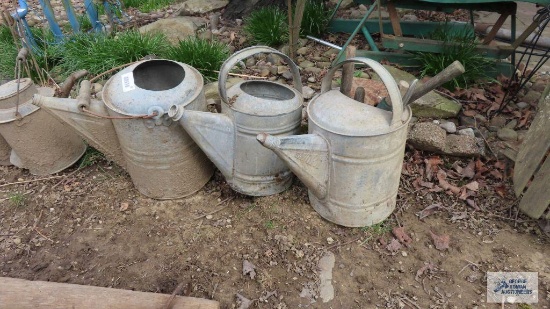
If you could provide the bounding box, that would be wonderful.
[34,59,214,199]
[0,78,86,175]
[169,46,303,196]
[258,58,412,227]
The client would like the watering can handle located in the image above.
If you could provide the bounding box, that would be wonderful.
[321,57,404,128]
[218,46,302,104]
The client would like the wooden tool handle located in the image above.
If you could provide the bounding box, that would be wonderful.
[407,61,465,104]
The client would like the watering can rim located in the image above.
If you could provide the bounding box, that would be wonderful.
[102,59,203,117]
[0,78,34,101]
[0,85,54,124]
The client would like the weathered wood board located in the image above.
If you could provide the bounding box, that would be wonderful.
[514,85,550,218]
[0,277,220,309]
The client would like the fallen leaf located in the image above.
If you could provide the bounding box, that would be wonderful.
[450,212,469,221]
[242,260,256,279]
[415,263,436,282]
[466,199,479,210]
[518,110,533,128]
[386,238,402,252]
[417,203,443,220]
[430,231,450,251]
[464,181,479,191]
[494,184,508,197]
[437,170,461,194]
[494,161,506,170]
[425,157,442,181]
[119,202,129,212]
[463,110,477,117]
[461,161,476,179]
[392,227,413,247]
[236,293,253,309]
[490,169,503,180]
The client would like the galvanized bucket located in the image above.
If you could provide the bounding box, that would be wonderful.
[169,46,303,196]
[0,78,86,175]
[258,57,411,227]
[101,59,213,199]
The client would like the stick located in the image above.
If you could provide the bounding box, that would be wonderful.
[90,61,138,83]
[211,70,267,79]
[324,236,362,251]
[340,45,356,97]
[407,61,465,104]
[0,176,64,188]
[33,227,54,243]
[162,282,186,309]
[194,197,234,220]
[58,69,89,98]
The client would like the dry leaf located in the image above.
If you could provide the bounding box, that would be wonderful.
[494,184,508,197]
[415,263,436,282]
[119,202,129,212]
[236,293,253,309]
[437,170,461,194]
[464,181,479,191]
[242,260,256,279]
[490,169,503,180]
[386,238,402,252]
[417,203,443,220]
[463,110,477,117]
[466,199,479,210]
[425,157,442,181]
[392,227,413,247]
[461,161,476,179]
[430,231,450,251]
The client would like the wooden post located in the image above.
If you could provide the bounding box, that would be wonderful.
[387,1,402,37]
[0,277,219,309]
[340,45,356,98]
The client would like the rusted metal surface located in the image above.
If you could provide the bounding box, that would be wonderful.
[258,57,411,227]
[0,79,86,175]
[170,46,303,196]
[34,60,214,199]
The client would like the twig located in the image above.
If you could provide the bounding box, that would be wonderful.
[58,69,89,98]
[194,197,234,220]
[324,236,362,251]
[34,227,54,243]
[211,70,267,79]
[0,176,64,188]
[162,282,185,309]
[400,295,421,309]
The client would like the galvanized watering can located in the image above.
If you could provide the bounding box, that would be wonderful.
[258,58,412,227]
[33,59,214,199]
[0,78,86,175]
[169,46,303,196]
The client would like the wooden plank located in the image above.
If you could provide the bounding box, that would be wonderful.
[482,12,510,44]
[341,45,356,98]
[386,1,403,36]
[381,36,515,59]
[0,277,219,309]
[514,85,550,196]
[518,154,550,218]
[328,19,464,37]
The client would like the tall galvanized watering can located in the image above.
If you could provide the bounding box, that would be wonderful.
[257,58,412,227]
[0,78,86,175]
[169,46,303,196]
[33,59,214,199]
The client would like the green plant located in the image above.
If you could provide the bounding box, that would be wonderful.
[166,37,230,82]
[78,147,104,168]
[123,0,176,13]
[244,6,288,47]
[9,192,26,207]
[264,220,276,229]
[300,0,330,37]
[58,30,169,77]
[416,23,494,90]
[361,221,392,236]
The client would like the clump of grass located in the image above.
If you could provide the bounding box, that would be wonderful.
[300,0,331,37]
[361,221,392,236]
[58,30,169,77]
[244,6,288,47]
[416,23,494,90]
[166,37,230,82]
[123,0,177,13]
[78,147,104,169]
[9,192,26,207]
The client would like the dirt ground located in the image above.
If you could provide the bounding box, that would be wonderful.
[1,144,549,308]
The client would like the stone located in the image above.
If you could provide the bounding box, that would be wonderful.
[323,48,339,57]
[458,128,475,137]
[302,86,315,100]
[445,135,484,157]
[517,130,528,143]
[91,83,103,94]
[281,71,293,80]
[245,58,256,68]
[497,128,518,141]
[318,252,335,303]
[369,10,389,19]
[177,0,229,15]
[13,237,21,245]
[299,60,315,69]
[307,76,316,83]
[259,68,270,77]
[474,114,487,123]
[532,80,547,92]
[203,77,243,101]
[408,122,447,152]
[139,17,196,45]
[402,14,418,21]
[505,119,517,129]
[522,90,542,104]
[296,46,309,55]
[350,9,363,19]
[516,102,529,109]
[266,54,281,66]
[305,67,322,74]
[375,66,461,118]
[439,121,457,133]
[316,62,331,69]
[489,115,507,129]
[459,116,476,127]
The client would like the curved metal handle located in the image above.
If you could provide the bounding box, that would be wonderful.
[218,46,302,104]
[321,57,403,128]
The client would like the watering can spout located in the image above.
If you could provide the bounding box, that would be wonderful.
[32,84,126,168]
[257,133,329,199]
[169,105,235,179]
